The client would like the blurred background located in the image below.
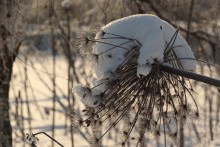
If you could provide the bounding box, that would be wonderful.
[0,0,220,146]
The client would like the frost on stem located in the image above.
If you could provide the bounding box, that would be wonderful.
[72,85,103,107]
[73,14,198,146]
[24,133,39,147]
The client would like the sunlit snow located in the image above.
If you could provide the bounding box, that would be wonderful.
[74,14,197,108]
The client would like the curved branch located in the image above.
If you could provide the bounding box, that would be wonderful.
[33,132,64,147]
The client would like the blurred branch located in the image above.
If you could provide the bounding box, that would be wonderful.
[186,0,195,41]
[136,0,217,50]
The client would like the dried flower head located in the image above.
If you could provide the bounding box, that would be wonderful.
[24,133,39,147]
[74,27,199,146]
[75,27,96,57]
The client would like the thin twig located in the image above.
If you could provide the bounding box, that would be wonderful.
[33,132,64,147]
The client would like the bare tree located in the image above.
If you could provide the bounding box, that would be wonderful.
[0,0,22,146]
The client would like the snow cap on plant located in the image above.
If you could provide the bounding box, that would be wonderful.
[93,14,197,77]
[72,84,102,107]
[24,133,38,147]
[61,0,73,9]
[73,14,199,146]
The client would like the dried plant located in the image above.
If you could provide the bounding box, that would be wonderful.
[25,132,64,147]
[73,28,202,146]
[24,133,39,147]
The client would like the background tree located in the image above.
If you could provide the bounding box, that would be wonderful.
[0,0,27,146]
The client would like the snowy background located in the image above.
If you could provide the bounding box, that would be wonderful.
[3,0,220,146]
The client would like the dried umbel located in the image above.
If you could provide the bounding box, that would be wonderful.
[24,133,39,147]
[73,14,201,146]
[24,132,64,147]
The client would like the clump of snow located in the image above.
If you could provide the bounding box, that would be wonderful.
[72,84,102,107]
[91,78,107,94]
[24,133,39,147]
[93,14,197,78]
[61,0,73,9]
[73,14,197,107]
[137,64,151,77]
[72,84,91,98]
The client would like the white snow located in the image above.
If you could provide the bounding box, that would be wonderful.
[72,85,101,107]
[72,84,91,98]
[137,64,151,77]
[10,54,219,147]
[61,0,73,9]
[93,14,197,77]
[91,78,107,94]
[73,14,197,107]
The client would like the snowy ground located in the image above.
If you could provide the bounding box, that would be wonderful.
[9,54,118,147]
[9,54,220,147]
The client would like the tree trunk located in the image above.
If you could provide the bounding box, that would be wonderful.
[0,0,21,146]
[0,54,13,147]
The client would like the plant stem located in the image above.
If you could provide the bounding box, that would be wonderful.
[33,132,64,147]
[160,64,220,87]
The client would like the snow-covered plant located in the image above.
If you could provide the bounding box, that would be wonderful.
[73,14,199,146]
[24,133,39,147]
[61,0,73,10]
[24,132,64,147]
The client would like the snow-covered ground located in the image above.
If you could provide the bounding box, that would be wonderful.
[9,54,120,147]
[9,14,220,146]
[9,54,220,147]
